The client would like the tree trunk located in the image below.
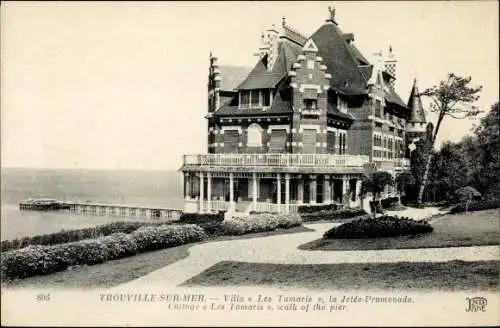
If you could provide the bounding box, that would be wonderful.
[373,194,377,219]
[417,111,446,205]
[417,153,433,204]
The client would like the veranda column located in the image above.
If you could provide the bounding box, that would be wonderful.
[297,176,304,205]
[355,178,362,205]
[285,173,290,213]
[184,173,190,200]
[229,173,235,207]
[199,172,204,213]
[207,172,212,213]
[252,172,257,211]
[276,173,282,213]
[323,175,331,204]
[309,175,317,205]
[342,175,349,207]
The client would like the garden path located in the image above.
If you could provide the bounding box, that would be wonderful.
[112,207,499,291]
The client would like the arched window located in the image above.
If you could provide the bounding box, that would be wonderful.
[247,123,263,147]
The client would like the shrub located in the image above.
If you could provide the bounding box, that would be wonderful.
[323,215,433,239]
[1,221,166,252]
[450,199,500,214]
[300,208,367,222]
[221,213,302,235]
[1,224,206,281]
[380,196,400,209]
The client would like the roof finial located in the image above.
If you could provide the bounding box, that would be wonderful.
[282,17,286,27]
[389,45,393,55]
[328,6,336,22]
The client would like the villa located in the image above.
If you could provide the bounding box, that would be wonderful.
[180,8,427,215]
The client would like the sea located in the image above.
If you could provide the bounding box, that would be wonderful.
[0,168,184,241]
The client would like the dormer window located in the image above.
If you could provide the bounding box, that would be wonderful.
[337,97,348,113]
[239,89,272,109]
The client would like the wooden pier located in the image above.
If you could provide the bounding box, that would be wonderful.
[19,199,182,220]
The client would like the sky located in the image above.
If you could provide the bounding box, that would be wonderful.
[1,1,498,170]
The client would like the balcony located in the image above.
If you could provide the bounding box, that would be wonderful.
[301,108,321,117]
[183,153,370,168]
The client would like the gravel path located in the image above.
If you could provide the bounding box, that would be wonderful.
[112,208,499,291]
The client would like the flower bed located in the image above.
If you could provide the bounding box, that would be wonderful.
[300,208,367,222]
[323,215,434,239]
[1,224,206,281]
[221,213,302,236]
[450,199,500,214]
[0,221,168,252]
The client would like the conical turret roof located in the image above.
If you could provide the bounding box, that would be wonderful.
[407,79,426,123]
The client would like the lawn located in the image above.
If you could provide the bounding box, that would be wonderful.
[182,260,499,291]
[1,225,311,289]
[300,209,499,251]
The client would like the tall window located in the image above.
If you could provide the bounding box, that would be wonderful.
[327,131,336,153]
[375,100,382,117]
[250,90,260,107]
[304,99,317,110]
[240,91,250,108]
[262,90,271,107]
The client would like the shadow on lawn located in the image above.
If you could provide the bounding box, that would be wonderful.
[181,260,499,291]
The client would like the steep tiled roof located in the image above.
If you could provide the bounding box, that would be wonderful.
[310,23,368,95]
[358,65,373,81]
[349,43,370,66]
[236,40,300,90]
[385,86,407,109]
[407,80,426,123]
[218,66,253,91]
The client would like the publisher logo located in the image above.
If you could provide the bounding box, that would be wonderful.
[465,297,487,312]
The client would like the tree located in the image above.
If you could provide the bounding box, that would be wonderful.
[426,141,468,202]
[473,103,500,199]
[360,171,394,219]
[417,73,482,204]
[395,171,415,203]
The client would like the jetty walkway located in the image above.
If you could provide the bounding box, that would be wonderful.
[19,199,182,220]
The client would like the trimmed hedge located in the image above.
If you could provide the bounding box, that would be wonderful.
[300,208,367,222]
[0,221,169,252]
[178,212,225,236]
[179,212,224,224]
[450,199,500,214]
[1,224,206,281]
[221,213,302,235]
[323,215,433,239]
[297,203,340,213]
